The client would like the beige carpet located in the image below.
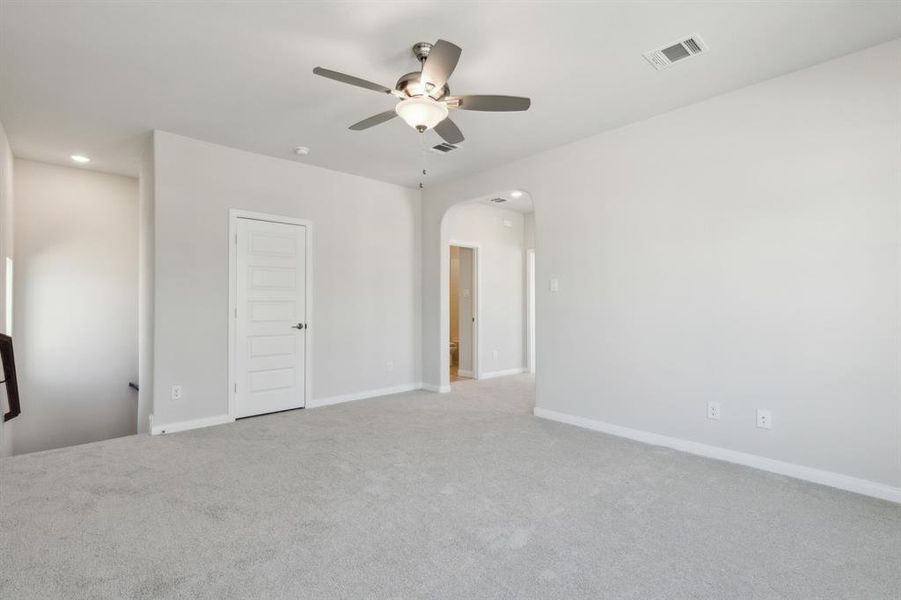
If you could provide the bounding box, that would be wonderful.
[2,374,899,599]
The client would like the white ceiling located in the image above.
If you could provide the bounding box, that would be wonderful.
[1,2,899,188]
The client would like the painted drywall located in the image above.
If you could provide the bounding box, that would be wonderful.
[444,203,525,381]
[13,159,138,454]
[151,131,420,429]
[422,39,901,489]
[523,212,536,374]
[0,119,14,457]
[523,213,535,251]
[449,246,459,346]
[137,133,154,433]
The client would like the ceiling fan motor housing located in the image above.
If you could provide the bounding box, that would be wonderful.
[395,71,449,100]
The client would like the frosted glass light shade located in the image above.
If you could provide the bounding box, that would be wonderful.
[395,97,449,132]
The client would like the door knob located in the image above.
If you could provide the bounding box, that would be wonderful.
[291,323,305,330]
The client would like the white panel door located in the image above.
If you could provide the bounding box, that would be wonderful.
[235,218,306,418]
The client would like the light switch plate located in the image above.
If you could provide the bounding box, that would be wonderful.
[549,278,559,292]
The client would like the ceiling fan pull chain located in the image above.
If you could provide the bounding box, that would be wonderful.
[419,133,429,189]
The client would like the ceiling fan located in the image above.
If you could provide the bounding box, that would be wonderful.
[313,40,530,145]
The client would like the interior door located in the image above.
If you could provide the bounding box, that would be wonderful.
[235,218,307,418]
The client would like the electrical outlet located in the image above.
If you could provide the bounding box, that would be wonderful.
[756,409,772,429]
[385,360,394,371]
[707,401,721,420]
[170,385,183,401]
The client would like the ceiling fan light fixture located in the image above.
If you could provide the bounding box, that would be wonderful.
[395,96,448,133]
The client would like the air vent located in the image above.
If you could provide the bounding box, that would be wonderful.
[489,197,507,204]
[432,142,458,153]
[643,34,708,71]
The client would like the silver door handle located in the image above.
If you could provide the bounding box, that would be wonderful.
[291,323,305,330]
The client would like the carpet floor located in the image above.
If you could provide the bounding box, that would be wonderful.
[2,375,899,599]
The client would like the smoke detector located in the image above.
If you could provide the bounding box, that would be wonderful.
[643,34,708,70]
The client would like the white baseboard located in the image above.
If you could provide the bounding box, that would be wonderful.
[422,383,451,393]
[151,384,422,435]
[534,407,901,504]
[457,369,474,378]
[151,414,234,435]
[307,382,422,408]
[480,367,526,380]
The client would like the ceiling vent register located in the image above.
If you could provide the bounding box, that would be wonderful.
[643,34,708,70]
[432,142,458,153]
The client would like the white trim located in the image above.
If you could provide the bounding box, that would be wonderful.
[534,407,901,504]
[228,209,313,420]
[480,367,526,380]
[422,383,451,393]
[151,414,234,435]
[151,384,423,435]
[456,369,474,378]
[308,383,422,408]
[448,241,481,384]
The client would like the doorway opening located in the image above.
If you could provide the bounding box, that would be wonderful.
[438,191,535,396]
[449,244,478,382]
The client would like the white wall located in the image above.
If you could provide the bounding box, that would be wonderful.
[444,203,526,381]
[13,159,138,454]
[0,119,14,457]
[449,245,459,346]
[523,212,536,373]
[422,40,901,491]
[137,133,154,433]
[151,131,421,429]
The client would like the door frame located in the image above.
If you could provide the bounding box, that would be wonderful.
[228,209,313,420]
[447,240,481,383]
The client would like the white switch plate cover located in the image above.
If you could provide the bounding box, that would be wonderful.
[171,385,183,401]
[385,360,394,371]
[549,278,559,292]
[707,401,721,420]
[756,409,772,429]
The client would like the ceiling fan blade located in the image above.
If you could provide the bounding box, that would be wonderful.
[349,110,398,131]
[313,67,394,95]
[434,118,464,145]
[420,39,461,96]
[447,95,531,112]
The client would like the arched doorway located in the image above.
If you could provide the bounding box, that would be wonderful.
[435,189,536,395]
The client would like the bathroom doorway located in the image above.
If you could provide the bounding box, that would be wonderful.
[449,243,478,382]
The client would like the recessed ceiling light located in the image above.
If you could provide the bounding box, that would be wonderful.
[511,190,523,198]
[293,146,310,156]
[70,154,90,164]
